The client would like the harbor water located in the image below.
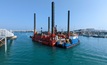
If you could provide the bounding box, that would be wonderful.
[0,32,107,65]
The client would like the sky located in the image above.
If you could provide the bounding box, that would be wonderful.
[0,0,107,31]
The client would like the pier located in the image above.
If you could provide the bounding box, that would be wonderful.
[74,28,107,38]
[0,29,17,52]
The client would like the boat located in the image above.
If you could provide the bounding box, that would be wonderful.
[0,29,17,48]
[31,2,80,48]
[55,35,80,48]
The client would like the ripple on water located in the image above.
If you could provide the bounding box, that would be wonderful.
[0,34,107,65]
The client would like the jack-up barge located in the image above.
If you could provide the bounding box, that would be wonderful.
[31,2,80,48]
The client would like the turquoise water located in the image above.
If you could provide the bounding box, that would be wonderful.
[0,32,107,65]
